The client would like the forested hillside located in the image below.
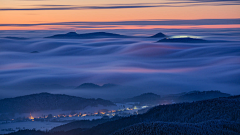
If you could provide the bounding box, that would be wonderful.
[0,93,115,113]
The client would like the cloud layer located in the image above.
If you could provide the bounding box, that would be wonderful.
[1,0,239,11]
[0,29,239,99]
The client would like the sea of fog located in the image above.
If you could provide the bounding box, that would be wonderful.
[0,28,239,99]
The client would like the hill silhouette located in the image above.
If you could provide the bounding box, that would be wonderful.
[120,90,230,105]
[75,83,117,89]
[45,32,129,39]
[149,32,166,38]
[0,93,115,113]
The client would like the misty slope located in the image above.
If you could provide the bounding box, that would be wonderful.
[160,90,231,103]
[121,90,230,105]
[0,93,115,113]
[174,90,231,102]
[123,93,161,105]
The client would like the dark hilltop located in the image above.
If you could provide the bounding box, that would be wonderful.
[0,92,115,113]
[75,83,117,89]
[149,32,166,38]
[45,32,130,39]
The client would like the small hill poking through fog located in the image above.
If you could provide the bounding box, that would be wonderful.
[75,83,117,89]
[149,32,166,38]
[0,93,115,113]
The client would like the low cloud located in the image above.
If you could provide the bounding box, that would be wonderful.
[1,18,239,28]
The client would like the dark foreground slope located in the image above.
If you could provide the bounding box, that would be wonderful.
[112,120,240,135]
[8,95,240,135]
[82,95,240,135]
[0,93,115,113]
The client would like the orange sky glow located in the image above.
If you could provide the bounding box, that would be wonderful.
[0,0,240,30]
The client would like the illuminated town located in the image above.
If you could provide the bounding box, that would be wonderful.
[26,105,149,122]
[2,104,153,124]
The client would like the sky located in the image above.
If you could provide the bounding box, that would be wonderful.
[0,0,240,30]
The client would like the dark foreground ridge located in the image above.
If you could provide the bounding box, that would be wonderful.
[0,93,115,114]
[45,32,129,39]
[8,95,240,135]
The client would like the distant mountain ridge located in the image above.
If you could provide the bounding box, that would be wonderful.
[45,32,168,39]
[75,83,117,89]
[45,32,129,39]
[164,90,231,103]
[117,90,231,105]
[176,90,231,102]
[0,93,115,113]
[120,90,230,105]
